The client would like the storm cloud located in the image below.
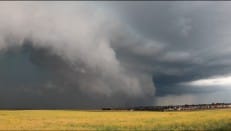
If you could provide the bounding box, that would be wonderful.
[0,2,231,108]
[0,2,155,108]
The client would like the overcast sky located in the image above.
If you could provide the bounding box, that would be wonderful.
[0,2,231,109]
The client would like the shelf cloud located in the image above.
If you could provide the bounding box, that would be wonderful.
[0,2,231,108]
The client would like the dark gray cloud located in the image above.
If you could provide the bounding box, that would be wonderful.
[0,43,153,109]
[0,2,231,108]
[109,2,231,98]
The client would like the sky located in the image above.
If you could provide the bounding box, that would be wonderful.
[0,2,231,109]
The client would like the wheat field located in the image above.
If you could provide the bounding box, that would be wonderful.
[0,109,231,130]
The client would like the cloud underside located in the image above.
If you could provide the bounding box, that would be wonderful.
[0,2,231,108]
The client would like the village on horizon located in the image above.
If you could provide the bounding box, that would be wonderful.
[102,102,231,111]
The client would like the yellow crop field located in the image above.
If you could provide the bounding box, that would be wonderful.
[0,109,231,130]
